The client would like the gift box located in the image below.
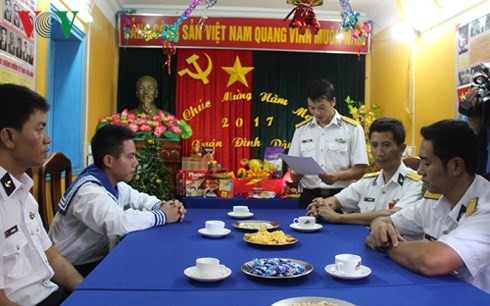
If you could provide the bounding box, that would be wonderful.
[233,179,283,196]
[182,157,208,171]
[203,179,219,198]
[218,179,233,198]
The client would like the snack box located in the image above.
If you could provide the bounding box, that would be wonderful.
[177,170,208,197]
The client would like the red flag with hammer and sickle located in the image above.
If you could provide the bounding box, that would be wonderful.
[176,49,254,173]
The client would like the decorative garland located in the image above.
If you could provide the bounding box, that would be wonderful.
[119,0,218,74]
[338,0,371,45]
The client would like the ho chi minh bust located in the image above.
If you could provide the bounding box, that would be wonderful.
[129,75,170,117]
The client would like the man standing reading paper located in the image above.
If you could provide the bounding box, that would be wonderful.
[288,79,369,208]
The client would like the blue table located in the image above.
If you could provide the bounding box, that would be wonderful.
[63,209,489,305]
[64,284,489,306]
[182,196,299,209]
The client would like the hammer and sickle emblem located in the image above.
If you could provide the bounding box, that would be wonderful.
[178,53,213,85]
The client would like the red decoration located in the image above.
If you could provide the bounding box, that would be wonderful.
[163,41,177,74]
[284,3,321,35]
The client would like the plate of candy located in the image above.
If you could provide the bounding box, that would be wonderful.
[241,258,313,279]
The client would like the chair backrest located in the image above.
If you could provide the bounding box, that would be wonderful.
[403,156,421,171]
[38,152,72,230]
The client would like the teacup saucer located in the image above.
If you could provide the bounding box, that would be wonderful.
[184,265,232,282]
[227,212,254,219]
[290,223,323,232]
[198,228,231,238]
[324,264,372,280]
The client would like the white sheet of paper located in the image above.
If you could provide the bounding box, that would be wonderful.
[279,154,325,175]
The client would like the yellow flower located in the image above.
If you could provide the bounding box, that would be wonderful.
[344,96,381,173]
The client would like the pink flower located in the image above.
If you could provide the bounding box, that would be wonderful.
[140,124,152,132]
[99,108,190,139]
[111,113,121,124]
[153,125,166,137]
[169,125,182,134]
[152,114,162,122]
[166,114,177,121]
[128,123,139,132]
[127,112,137,121]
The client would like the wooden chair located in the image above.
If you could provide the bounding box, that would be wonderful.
[403,156,421,171]
[38,152,72,230]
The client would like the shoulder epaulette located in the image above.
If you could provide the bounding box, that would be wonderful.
[362,172,379,179]
[295,117,312,128]
[341,116,359,126]
[406,172,422,181]
[423,191,441,200]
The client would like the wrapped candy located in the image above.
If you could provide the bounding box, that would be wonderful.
[245,258,306,277]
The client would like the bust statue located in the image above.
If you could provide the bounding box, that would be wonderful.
[129,75,167,117]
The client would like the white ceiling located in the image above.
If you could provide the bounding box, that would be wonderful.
[98,0,401,34]
[96,0,490,35]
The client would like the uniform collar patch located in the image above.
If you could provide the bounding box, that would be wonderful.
[1,173,15,196]
[397,173,405,186]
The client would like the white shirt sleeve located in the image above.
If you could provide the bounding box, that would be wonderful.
[391,201,426,236]
[438,208,490,277]
[335,180,365,212]
[116,182,161,211]
[394,180,423,209]
[349,124,369,166]
[288,128,301,157]
[70,183,165,237]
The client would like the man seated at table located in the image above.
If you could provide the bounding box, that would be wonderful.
[0,84,83,305]
[365,119,490,293]
[306,117,423,225]
[48,124,187,277]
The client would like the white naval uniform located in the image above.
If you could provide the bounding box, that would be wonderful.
[336,162,423,213]
[48,181,166,266]
[0,167,58,305]
[391,175,490,293]
[288,111,368,189]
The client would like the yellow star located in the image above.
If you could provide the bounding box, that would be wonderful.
[221,56,254,87]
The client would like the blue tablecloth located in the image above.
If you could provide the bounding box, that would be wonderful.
[64,209,489,305]
[182,196,299,209]
[64,284,489,306]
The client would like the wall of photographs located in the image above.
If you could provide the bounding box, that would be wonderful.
[456,12,490,102]
[0,0,36,88]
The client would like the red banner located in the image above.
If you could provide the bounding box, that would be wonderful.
[119,15,370,54]
[176,49,253,173]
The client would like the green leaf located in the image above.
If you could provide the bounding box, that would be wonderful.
[96,121,110,131]
[180,121,193,139]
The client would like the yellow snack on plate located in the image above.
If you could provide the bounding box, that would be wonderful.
[244,229,296,244]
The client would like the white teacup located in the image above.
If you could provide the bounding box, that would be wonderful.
[335,254,362,275]
[293,216,316,228]
[233,205,249,215]
[195,257,220,277]
[205,220,225,233]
